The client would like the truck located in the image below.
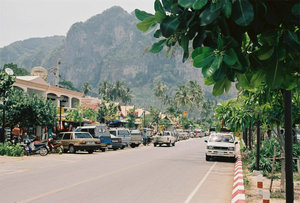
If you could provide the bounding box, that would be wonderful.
[152,131,176,147]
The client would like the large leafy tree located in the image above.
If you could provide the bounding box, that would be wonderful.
[5,90,57,129]
[0,69,16,142]
[136,0,299,94]
[136,1,299,199]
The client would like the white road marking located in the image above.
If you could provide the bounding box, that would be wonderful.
[184,162,217,203]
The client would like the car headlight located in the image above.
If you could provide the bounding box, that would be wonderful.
[228,147,235,151]
[207,146,214,150]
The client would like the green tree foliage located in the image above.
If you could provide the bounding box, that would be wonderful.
[5,90,57,128]
[136,0,300,95]
[59,80,80,92]
[65,105,83,124]
[98,80,133,104]
[126,108,137,129]
[179,116,194,129]
[96,101,118,123]
[81,81,92,96]
[3,63,29,76]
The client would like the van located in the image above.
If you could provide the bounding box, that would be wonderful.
[109,128,131,147]
[75,124,110,151]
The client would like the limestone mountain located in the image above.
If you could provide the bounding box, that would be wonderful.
[0,6,235,106]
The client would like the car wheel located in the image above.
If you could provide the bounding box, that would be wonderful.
[231,157,236,163]
[153,143,157,147]
[130,144,136,148]
[39,147,48,156]
[69,145,76,153]
[206,155,211,161]
[113,148,117,151]
[121,146,125,149]
[172,142,175,146]
[159,144,162,147]
[101,148,106,152]
[167,143,171,147]
[88,150,94,154]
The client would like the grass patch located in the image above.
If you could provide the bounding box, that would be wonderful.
[294,173,300,181]
[270,192,285,199]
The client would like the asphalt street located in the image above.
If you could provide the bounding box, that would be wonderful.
[0,138,234,203]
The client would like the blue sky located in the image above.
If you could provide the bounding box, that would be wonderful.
[0,0,154,48]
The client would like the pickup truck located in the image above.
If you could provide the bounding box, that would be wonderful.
[152,131,176,147]
[130,130,143,148]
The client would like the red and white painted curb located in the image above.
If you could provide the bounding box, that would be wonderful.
[232,157,246,203]
[232,142,246,203]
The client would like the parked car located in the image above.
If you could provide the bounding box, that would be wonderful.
[130,130,143,148]
[110,135,124,150]
[76,125,110,152]
[109,128,131,147]
[55,132,104,154]
[152,131,176,147]
[205,132,237,162]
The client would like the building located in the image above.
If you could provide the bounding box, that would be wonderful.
[13,76,83,110]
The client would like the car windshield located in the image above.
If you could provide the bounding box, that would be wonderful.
[75,133,93,139]
[119,130,130,136]
[209,135,234,143]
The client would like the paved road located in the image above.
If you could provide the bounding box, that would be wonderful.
[0,138,234,203]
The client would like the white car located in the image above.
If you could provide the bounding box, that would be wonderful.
[152,131,176,147]
[205,133,237,162]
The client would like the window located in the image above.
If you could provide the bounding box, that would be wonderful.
[75,133,92,139]
[109,131,116,136]
[119,130,130,137]
[63,133,72,140]
[56,133,64,140]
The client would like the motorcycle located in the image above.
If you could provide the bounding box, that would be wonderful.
[47,138,63,154]
[22,138,48,156]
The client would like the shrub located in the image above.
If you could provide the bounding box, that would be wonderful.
[0,142,24,157]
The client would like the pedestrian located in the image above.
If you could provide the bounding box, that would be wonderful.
[11,124,21,144]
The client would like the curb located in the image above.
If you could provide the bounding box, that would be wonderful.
[232,142,246,203]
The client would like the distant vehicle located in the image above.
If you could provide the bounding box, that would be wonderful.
[194,129,204,138]
[205,132,237,162]
[178,132,189,140]
[130,130,143,148]
[152,131,176,147]
[55,132,103,154]
[109,128,131,147]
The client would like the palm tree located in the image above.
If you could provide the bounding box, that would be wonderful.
[113,81,126,101]
[174,85,192,109]
[187,80,203,106]
[81,81,91,97]
[153,81,168,111]
[98,81,112,101]
[121,87,133,106]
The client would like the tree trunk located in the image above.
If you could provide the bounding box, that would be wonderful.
[281,153,286,192]
[244,128,248,148]
[249,124,252,150]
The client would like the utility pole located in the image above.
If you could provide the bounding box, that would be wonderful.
[55,60,61,86]
[284,90,293,202]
